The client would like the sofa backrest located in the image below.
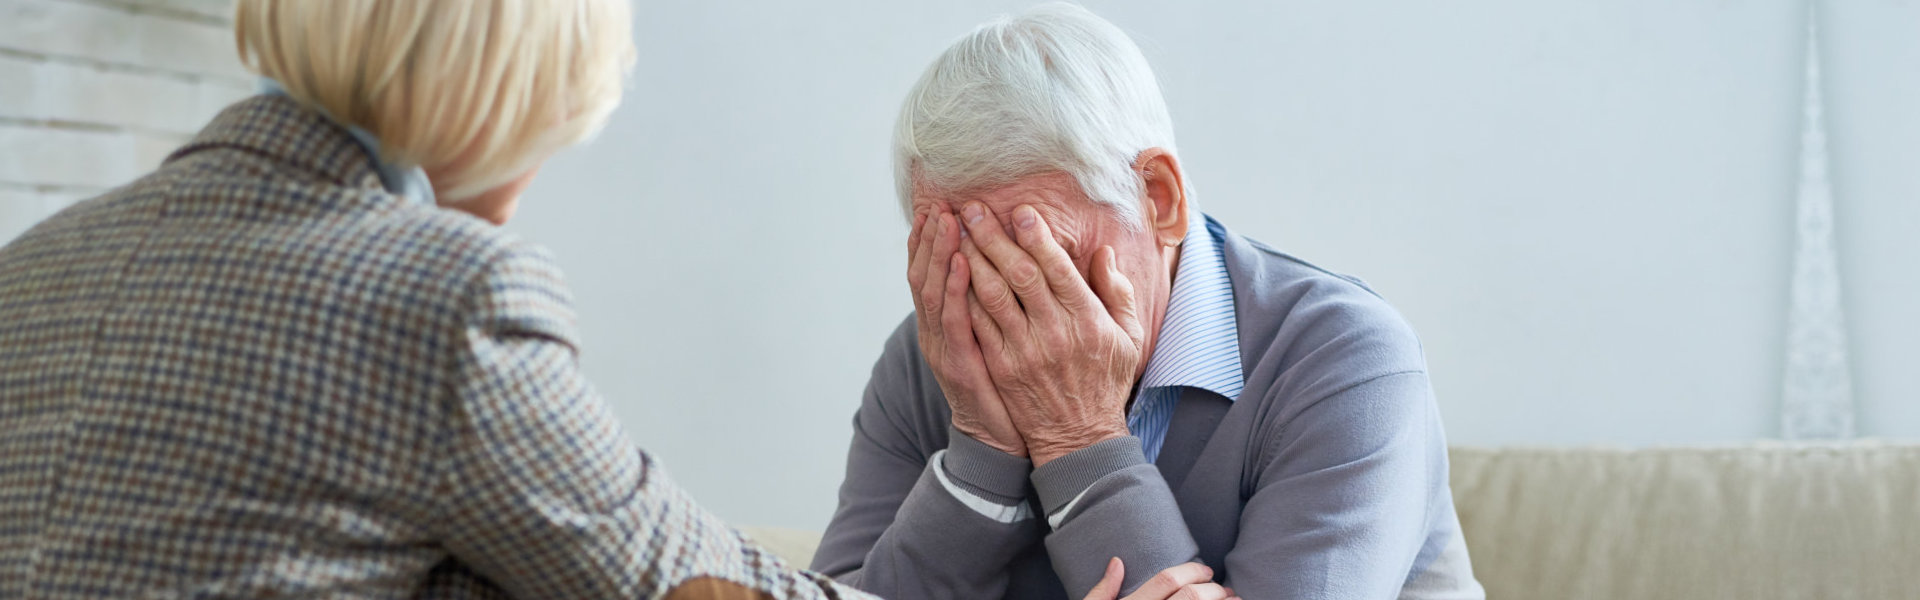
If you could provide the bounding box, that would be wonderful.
[744,443,1920,598]
[1448,442,1920,600]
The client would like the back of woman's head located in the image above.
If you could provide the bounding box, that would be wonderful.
[235,0,635,201]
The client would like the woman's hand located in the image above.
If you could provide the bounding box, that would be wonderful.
[1082,558,1238,600]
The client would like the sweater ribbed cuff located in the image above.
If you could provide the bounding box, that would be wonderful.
[1031,435,1147,515]
[943,426,1034,504]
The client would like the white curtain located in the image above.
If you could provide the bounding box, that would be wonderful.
[1780,2,1856,440]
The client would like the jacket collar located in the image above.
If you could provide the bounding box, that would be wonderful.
[254,79,436,205]
[1217,214,1302,395]
[167,94,389,194]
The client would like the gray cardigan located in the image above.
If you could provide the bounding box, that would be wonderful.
[811,216,1483,600]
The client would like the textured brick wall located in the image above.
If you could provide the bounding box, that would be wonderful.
[0,0,251,241]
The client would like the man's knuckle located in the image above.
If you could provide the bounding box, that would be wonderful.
[1074,312,1102,330]
[1007,262,1041,289]
[1042,332,1067,352]
[984,289,1015,312]
[1044,261,1076,285]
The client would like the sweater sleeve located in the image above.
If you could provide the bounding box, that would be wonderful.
[1029,436,1202,597]
[811,318,1048,599]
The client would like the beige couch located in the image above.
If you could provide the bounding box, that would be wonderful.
[744,441,1920,599]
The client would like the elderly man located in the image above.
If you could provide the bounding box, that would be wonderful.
[812,4,1484,600]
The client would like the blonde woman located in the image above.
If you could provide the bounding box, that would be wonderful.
[0,1,859,598]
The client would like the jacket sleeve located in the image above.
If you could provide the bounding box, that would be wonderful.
[810,318,1048,599]
[1028,436,1202,597]
[432,241,868,600]
[1222,370,1454,599]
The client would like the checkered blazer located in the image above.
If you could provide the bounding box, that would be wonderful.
[0,96,863,600]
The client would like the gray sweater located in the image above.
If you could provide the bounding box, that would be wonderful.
[812,217,1483,600]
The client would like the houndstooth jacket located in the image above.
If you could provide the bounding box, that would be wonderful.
[0,95,861,600]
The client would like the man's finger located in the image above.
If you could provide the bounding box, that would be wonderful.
[1010,204,1100,314]
[1127,563,1213,600]
[1090,246,1144,344]
[961,238,1030,338]
[908,211,927,255]
[907,211,932,293]
[959,202,1061,322]
[1081,557,1125,600]
[967,291,1006,359]
[918,213,958,331]
[941,253,984,368]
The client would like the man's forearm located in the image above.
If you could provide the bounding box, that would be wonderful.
[1035,436,1202,597]
[819,430,1046,598]
[829,468,1042,597]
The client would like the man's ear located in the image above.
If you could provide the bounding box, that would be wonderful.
[1135,148,1187,248]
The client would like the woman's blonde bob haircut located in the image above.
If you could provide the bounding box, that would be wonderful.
[235,0,635,200]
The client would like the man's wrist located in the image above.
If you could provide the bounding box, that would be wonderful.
[955,423,1027,457]
[1029,424,1130,468]
[1029,434,1148,520]
[943,426,1037,505]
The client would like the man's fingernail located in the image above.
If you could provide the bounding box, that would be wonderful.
[1015,206,1037,230]
[963,204,984,225]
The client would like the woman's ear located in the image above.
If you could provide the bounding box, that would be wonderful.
[1135,148,1188,248]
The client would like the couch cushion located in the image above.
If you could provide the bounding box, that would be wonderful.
[1448,442,1920,600]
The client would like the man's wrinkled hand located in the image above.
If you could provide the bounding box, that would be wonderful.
[907,208,1026,457]
[956,202,1146,467]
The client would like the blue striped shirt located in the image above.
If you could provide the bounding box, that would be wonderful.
[1129,214,1243,463]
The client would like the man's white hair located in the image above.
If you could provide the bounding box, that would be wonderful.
[893,2,1180,226]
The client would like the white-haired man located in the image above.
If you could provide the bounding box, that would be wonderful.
[813,4,1485,599]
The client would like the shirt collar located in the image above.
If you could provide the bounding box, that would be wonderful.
[1137,213,1244,401]
[256,79,436,206]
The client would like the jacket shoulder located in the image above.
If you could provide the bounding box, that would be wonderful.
[854,314,952,458]
[1224,230,1429,407]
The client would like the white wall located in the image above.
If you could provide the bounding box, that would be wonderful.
[0,0,251,238]
[507,0,1920,530]
[1828,1,1920,443]
[1,1,1913,532]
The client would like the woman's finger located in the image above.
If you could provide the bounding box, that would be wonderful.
[1081,557,1125,600]
[1166,583,1230,600]
[1125,563,1213,600]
